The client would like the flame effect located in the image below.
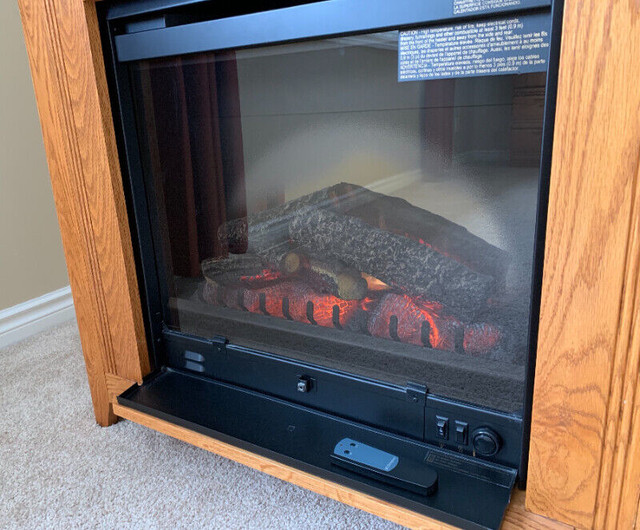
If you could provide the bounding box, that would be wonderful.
[362,273,390,292]
[202,272,501,355]
[239,269,282,284]
[367,293,501,354]
[240,281,361,328]
[368,293,452,349]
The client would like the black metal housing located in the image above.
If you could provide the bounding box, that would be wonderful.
[110,0,552,62]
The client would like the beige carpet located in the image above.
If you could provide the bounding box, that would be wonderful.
[0,321,401,529]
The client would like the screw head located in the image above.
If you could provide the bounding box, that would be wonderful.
[297,377,311,393]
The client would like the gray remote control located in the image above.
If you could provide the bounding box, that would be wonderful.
[331,438,438,496]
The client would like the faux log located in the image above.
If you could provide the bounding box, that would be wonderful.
[231,220,293,268]
[367,293,460,351]
[201,279,362,328]
[201,253,265,280]
[289,207,495,317]
[201,279,245,310]
[218,215,291,267]
[218,184,351,266]
[202,255,258,290]
[200,254,287,299]
[367,293,502,355]
[283,249,368,300]
[219,182,507,285]
[329,183,509,285]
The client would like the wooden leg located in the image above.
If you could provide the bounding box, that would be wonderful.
[87,370,117,427]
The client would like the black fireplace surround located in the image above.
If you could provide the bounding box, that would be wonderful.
[99,1,563,527]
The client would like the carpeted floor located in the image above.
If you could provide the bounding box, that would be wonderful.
[0,321,401,529]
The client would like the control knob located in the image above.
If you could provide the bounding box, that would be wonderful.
[471,427,501,456]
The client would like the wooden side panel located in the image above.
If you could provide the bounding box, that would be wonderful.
[18,0,149,425]
[527,0,640,527]
[113,404,572,530]
[597,167,640,529]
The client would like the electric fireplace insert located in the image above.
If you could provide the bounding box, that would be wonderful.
[100,1,563,527]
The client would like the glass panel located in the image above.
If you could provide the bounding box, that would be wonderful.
[129,29,546,413]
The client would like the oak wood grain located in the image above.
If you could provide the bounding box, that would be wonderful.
[527,0,640,527]
[18,0,150,425]
[105,373,137,405]
[83,1,151,379]
[113,404,572,530]
[597,164,640,529]
[503,491,573,530]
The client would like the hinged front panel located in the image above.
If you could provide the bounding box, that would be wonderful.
[119,368,518,529]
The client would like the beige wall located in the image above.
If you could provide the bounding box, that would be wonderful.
[0,2,69,310]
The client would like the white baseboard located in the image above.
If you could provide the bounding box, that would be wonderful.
[0,286,76,349]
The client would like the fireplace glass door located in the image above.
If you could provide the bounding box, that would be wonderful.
[125,26,548,416]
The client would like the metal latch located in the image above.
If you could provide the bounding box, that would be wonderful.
[405,382,427,404]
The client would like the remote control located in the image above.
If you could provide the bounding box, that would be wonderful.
[331,438,438,496]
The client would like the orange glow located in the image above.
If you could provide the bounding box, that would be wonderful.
[463,323,501,355]
[239,268,282,283]
[362,273,390,291]
[203,268,501,355]
[305,295,360,327]
[400,232,456,261]
[242,281,360,328]
[368,293,455,349]
[366,293,501,354]
[359,296,378,312]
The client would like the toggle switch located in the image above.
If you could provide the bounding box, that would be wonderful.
[435,416,449,440]
[455,421,468,445]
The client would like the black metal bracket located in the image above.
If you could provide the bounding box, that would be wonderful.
[163,327,227,365]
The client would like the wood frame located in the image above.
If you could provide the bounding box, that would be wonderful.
[18,0,639,528]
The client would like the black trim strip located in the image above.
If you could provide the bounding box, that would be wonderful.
[113,0,551,61]
[518,0,565,488]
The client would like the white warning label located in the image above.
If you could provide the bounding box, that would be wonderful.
[398,14,550,82]
[453,0,523,15]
